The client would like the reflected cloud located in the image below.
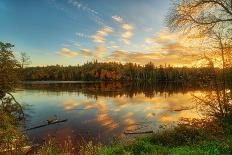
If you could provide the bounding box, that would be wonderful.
[63,99,81,110]
[96,113,119,130]
[57,89,201,134]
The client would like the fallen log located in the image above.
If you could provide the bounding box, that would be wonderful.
[24,119,68,131]
[124,130,153,135]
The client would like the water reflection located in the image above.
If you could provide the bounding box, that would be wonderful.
[14,82,211,144]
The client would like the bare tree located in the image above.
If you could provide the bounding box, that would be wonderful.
[167,0,232,122]
[20,52,31,69]
[167,0,232,33]
[167,0,232,65]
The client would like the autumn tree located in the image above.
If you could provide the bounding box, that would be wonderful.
[167,0,232,68]
[167,0,232,122]
[0,42,20,99]
[0,42,26,152]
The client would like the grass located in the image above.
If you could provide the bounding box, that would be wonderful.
[97,118,232,155]
[98,137,232,155]
[0,113,27,154]
[24,118,232,154]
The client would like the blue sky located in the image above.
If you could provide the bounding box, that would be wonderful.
[0,0,189,66]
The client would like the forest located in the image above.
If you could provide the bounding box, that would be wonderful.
[1,0,232,154]
[23,61,232,83]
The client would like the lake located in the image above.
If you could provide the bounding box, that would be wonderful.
[14,82,203,145]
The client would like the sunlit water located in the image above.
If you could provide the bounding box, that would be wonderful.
[14,82,202,144]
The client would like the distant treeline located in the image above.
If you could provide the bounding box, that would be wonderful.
[21,82,232,99]
[23,61,232,83]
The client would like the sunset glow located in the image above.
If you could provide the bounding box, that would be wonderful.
[0,0,205,66]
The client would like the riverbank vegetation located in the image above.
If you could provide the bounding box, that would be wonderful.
[34,118,232,155]
[98,119,232,155]
[1,0,232,154]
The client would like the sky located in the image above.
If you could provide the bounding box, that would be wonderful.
[0,0,198,66]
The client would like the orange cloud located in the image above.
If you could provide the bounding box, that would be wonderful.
[122,24,134,31]
[80,48,93,56]
[96,46,105,58]
[58,48,78,57]
[104,28,204,66]
[121,24,134,44]
[91,26,113,43]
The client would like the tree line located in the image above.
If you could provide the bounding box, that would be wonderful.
[23,61,232,84]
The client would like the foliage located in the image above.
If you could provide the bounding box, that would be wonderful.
[0,42,27,154]
[167,0,232,66]
[0,100,27,154]
[36,137,101,155]
[79,141,102,155]
[151,118,224,146]
[0,42,20,98]
[166,0,232,135]
[23,61,232,84]
[97,119,232,155]
[36,137,62,155]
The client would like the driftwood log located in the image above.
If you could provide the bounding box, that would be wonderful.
[25,119,68,131]
[124,130,153,135]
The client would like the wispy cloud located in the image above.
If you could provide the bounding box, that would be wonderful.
[58,47,78,57]
[80,48,93,56]
[67,0,108,26]
[76,32,90,39]
[68,0,98,15]
[91,26,113,43]
[79,46,105,59]
[112,15,123,23]
[51,0,106,27]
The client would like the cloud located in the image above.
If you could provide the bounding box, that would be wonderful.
[122,24,134,31]
[112,15,123,23]
[91,26,113,43]
[79,46,105,58]
[104,29,202,66]
[76,32,89,38]
[145,27,153,32]
[80,48,93,56]
[68,0,98,15]
[152,29,203,57]
[145,38,153,44]
[58,48,78,57]
[121,31,133,40]
[96,46,105,58]
[111,15,134,45]
[121,24,134,44]
[68,40,81,48]
[105,50,161,64]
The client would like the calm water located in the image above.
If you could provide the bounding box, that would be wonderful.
[14,82,202,144]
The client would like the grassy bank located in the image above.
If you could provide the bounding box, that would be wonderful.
[99,136,232,155]
[35,118,232,155]
[98,119,232,155]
